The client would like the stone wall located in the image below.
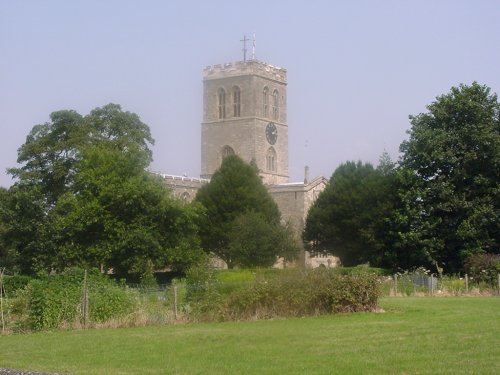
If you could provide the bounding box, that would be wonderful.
[153,172,208,202]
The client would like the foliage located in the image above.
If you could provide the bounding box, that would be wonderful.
[464,253,500,285]
[399,82,500,272]
[2,104,202,277]
[21,268,136,331]
[48,146,203,277]
[304,159,399,267]
[185,268,380,322]
[228,212,300,268]
[0,187,17,270]
[183,256,224,320]
[1,274,33,296]
[195,155,296,268]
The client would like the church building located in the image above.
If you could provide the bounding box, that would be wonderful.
[156,57,334,267]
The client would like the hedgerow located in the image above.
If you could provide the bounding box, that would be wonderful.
[185,268,380,322]
[22,268,136,331]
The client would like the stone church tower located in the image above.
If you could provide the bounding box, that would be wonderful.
[157,57,333,268]
[201,61,289,185]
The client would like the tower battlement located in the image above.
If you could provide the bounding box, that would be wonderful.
[203,60,287,83]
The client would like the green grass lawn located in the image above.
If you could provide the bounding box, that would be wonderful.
[1,297,499,374]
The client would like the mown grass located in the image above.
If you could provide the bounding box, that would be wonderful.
[1,297,499,374]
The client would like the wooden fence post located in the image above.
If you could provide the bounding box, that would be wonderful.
[82,269,89,329]
[394,274,398,296]
[0,268,5,334]
[465,274,468,294]
[174,286,178,320]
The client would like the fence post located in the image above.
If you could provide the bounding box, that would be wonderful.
[82,269,89,329]
[498,273,500,296]
[173,285,178,320]
[465,274,468,294]
[430,274,434,296]
[394,274,398,296]
[0,268,5,334]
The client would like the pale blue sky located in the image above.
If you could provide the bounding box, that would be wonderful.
[1,0,499,187]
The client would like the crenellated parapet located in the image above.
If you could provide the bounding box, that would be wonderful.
[203,60,287,83]
[151,172,209,202]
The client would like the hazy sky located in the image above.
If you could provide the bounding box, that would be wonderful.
[1,0,499,187]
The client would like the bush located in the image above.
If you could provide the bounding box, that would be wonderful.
[184,260,224,321]
[464,253,500,286]
[1,274,33,296]
[22,268,136,331]
[186,268,380,322]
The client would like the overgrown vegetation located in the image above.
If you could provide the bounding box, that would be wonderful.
[464,253,500,285]
[184,267,380,322]
[8,268,136,331]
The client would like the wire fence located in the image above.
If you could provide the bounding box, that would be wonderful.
[1,269,499,334]
[381,273,500,296]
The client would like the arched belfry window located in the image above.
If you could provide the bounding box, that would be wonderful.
[233,86,241,117]
[218,88,226,119]
[272,89,279,121]
[221,145,235,160]
[263,87,269,118]
[266,147,277,172]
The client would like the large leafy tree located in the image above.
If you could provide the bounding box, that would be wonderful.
[304,159,399,267]
[195,155,297,268]
[8,103,154,204]
[3,104,201,276]
[399,82,500,272]
[0,187,16,270]
[48,146,202,276]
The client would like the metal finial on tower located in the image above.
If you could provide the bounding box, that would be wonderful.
[252,33,256,60]
[240,34,249,62]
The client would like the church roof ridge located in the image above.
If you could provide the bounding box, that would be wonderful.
[150,171,210,184]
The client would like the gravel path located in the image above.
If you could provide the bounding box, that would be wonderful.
[0,369,66,375]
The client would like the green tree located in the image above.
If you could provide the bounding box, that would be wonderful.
[399,82,500,272]
[8,104,154,206]
[0,187,15,270]
[304,160,399,267]
[48,146,202,276]
[228,212,300,268]
[3,104,201,276]
[195,155,295,268]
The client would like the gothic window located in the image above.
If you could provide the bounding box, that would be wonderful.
[266,147,277,172]
[233,86,241,117]
[272,89,279,120]
[218,88,226,119]
[263,87,269,118]
[221,145,235,160]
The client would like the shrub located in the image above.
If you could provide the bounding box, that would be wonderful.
[186,268,380,322]
[1,274,33,296]
[464,253,500,286]
[22,268,136,331]
[184,260,224,321]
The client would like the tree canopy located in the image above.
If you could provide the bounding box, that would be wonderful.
[304,159,399,267]
[195,155,298,268]
[398,82,500,272]
[2,104,202,277]
[305,83,499,273]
